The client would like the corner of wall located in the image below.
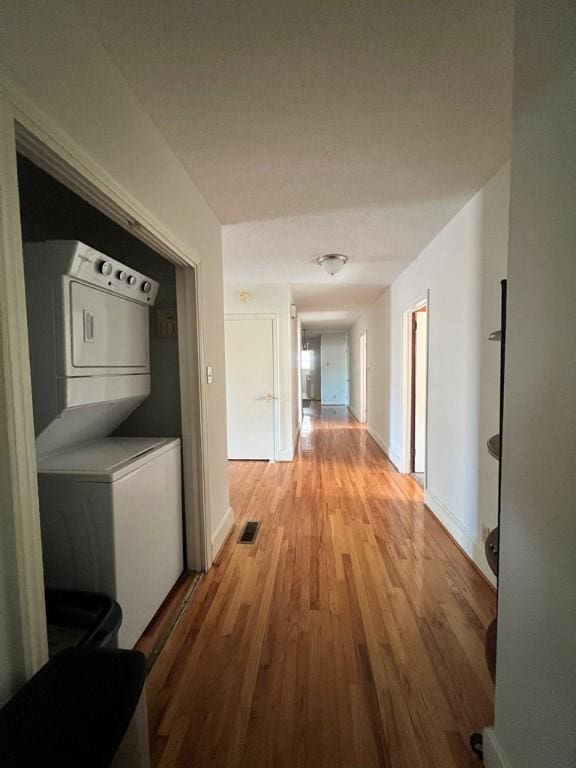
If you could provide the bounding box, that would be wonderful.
[293,423,301,453]
[279,446,295,461]
[211,506,235,560]
[424,490,496,587]
[483,728,513,768]
[366,423,397,465]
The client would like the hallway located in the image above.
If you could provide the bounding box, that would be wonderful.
[147,404,496,768]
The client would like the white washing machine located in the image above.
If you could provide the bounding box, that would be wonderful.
[37,437,183,649]
[24,240,184,649]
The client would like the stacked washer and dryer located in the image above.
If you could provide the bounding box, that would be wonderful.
[24,240,184,649]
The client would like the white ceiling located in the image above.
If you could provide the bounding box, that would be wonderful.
[222,194,465,330]
[295,285,388,334]
[76,0,514,331]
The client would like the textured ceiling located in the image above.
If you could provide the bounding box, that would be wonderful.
[221,191,470,330]
[76,0,514,329]
[76,0,513,223]
[294,284,388,334]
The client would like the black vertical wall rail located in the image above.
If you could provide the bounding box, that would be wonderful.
[497,279,507,545]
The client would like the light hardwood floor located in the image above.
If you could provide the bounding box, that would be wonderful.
[147,404,496,767]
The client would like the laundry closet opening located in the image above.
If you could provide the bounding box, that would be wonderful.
[17,154,201,659]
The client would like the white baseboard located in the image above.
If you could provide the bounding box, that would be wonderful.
[366,424,388,455]
[211,506,234,559]
[424,489,496,587]
[348,404,360,421]
[277,425,301,462]
[365,425,401,470]
[483,728,512,768]
[293,424,301,453]
[279,446,294,461]
[365,423,402,468]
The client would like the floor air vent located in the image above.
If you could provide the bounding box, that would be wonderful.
[238,521,260,544]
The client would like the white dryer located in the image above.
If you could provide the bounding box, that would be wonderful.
[24,240,159,459]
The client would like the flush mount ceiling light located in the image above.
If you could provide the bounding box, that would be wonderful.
[316,253,348,277]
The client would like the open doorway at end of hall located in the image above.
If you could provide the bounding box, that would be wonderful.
[301,336,321,404]
[404,300,428,487]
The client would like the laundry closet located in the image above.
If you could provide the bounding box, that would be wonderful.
[17,155,196,651]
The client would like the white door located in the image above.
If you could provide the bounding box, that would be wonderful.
[225,317,275,460]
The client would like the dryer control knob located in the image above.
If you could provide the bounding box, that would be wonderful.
[127,275,137,286]
[100,261,113,276]
[142,281,152,293]
[117,270,127,281]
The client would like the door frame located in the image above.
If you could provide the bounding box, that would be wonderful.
[224,313,280,462]
[401,293,429,481]
[0,83,213,681]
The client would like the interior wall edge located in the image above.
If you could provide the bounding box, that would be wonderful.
[211,506,235,561]
[483,727,513,768]
[0,91,49,705]
[348,404,360,421]
[7,79,200,268]
[365,425,397,469]
[424,489,497,587]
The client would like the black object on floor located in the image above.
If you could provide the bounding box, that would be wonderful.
[45,589,123,655]
[0,647,145,768]
[470,732,484,759]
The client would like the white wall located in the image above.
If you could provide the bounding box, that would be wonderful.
[2,0,231,702]
[486,3,576,766]
[291,295,301,447]
[349,291,391,443]
[224,285,299,460]
[321,333,348,405]
[414,309,428,473]
[350,164,510,582]
[309,337,322,400]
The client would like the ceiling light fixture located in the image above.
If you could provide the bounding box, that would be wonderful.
[316,253,348,277]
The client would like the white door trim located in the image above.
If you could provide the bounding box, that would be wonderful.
[0,86,48,685]
[7,79,198,267]
[400,292,430,480]
[0,81,212,689]
[176,264,212,571]
[224,313,280,462]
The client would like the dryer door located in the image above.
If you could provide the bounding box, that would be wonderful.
[69,281,149,371]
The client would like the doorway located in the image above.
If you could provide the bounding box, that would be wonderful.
[301,347,312,401]
[410,307,428,482]
[359,331,368,423]
[301,336,321,402]
[225,315,278,460]
[320,332,348,405]
[0,111,213,678]
[402,296,429,484]
[16,152,208,656]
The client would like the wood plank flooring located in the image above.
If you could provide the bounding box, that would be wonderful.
[135,572,200,664]
[147,404,496,767]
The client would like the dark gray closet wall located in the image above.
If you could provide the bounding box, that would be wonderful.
[17,154,183,439]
